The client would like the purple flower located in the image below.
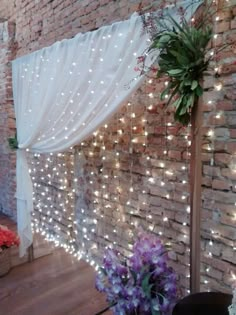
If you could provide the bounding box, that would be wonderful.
[95,273,106,292]
[96,232,178,315]
[159,296,171,313]
[129,253,143,272]
[164,281,177,295]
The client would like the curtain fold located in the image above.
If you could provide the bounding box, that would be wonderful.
[13,13,152,256]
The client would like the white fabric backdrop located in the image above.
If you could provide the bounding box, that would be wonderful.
[13,13,152,256]
[12,0,202,257]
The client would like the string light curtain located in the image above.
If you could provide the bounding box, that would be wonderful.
[12,0,202,257]
[13,13,152,256]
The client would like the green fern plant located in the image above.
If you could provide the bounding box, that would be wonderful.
[149,14,212,125]
[8,134,18,150]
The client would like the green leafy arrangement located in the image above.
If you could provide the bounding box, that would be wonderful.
[148,13,212,125]
[8,134,18,150]
[137,1,219,126]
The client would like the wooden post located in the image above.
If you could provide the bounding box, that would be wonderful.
[190,96,203,293]
[28,244,34,262]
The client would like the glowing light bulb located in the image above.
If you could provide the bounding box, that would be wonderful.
[214,82,222,91]
[208,130,214,137]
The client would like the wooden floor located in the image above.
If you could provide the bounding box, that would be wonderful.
[0,249,111,315]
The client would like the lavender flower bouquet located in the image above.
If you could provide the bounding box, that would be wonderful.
[96,232,177,315]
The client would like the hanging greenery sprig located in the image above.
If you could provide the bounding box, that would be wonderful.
[136,0,231,126]
[8,133,18,150]
[146,13,212,125]
[152,14,212,125]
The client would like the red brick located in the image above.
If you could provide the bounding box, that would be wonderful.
[221,168,236,180]
[230,129,236,138]
[216,100,235,111]
[221,63,236,75]
[217,21,230,33]
[215,153,232,166]
[231,18,236,29]
[168,150,181,160]
[203,165,221,177]
[212,179,231,191]
[227,141,236,154]
[226,31,236,45]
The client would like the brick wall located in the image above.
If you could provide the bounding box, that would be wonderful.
[0,20,17,219]
[1,0,164,58]
[73,81,191,293]
[0,0,235,295]
[200,3,236,292]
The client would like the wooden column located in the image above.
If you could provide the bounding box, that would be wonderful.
[28,244,34,262]
[190,96,203,293]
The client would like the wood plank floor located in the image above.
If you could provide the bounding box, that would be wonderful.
[0,249,111,315]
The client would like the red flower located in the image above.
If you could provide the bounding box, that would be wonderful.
[0,225,20,251]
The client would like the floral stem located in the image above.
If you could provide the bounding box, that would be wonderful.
[94,302,117,315]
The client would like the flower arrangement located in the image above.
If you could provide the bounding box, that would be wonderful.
[96,233,177,315]
[138,1,228,125]
[0,225,20,252]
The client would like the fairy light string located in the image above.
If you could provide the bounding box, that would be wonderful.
[203,1,220,289]
[24,0,236,292]
[201,0,236,290]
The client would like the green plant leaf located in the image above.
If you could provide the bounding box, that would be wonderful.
[179,105,188,115]
[172,96,183,109]
[151,301,161,315]
[151,308,161,315]
[141,273,153,298]
[159,34,171,43]
[160,87,170,100]
[130,269,137,285]
[196,85,203,96]
[165,83,180,106]
[8,134,18,150]
[167,69,183,75]
[187,93,195,108]
[184,80,192,86]
[146,9,214,126]
[191,80,198,90]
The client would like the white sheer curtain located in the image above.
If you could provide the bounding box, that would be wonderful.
[12,0,202,256]
[13,13,152,256]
